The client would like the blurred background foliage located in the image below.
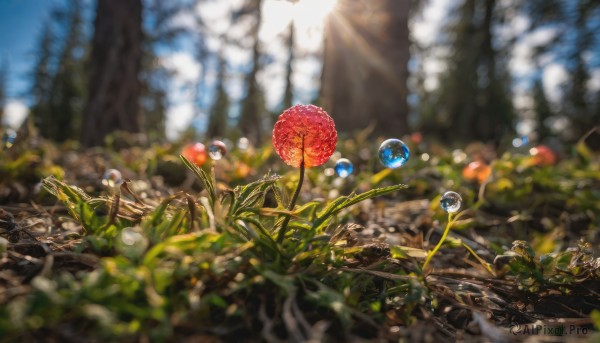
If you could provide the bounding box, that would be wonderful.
[0,0,597,147]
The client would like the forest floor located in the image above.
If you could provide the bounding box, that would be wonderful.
[1,130,600,342]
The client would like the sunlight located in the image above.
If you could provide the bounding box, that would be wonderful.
[260,0,338,49]
[293,0,338,50]
[293,0,338,31]
[260,1,293,41]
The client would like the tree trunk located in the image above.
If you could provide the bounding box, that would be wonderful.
[238,0,264,145]
[475,0,513,142]
[0,61,6,128]
[434,0,513,144]
[206,54,229,139]
[81,0,143,147]
[320,0,410,136]
[282,21,295,110]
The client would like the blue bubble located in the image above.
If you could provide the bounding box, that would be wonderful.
[378,139,410,168]
[3,129,17,149]
[334,158,354,178]
[440,191,462,213]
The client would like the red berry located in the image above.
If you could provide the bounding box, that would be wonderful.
[182,143,207,167]
[530,145,556,166]
[410,132,423,145]
[462,160,492,184]
[272,104,337,168]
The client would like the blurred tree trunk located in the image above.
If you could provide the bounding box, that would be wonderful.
[520,0,599,141]
[29,0,86,142]
[206,53,229,138]
[143,0,193,142]
[238,0,265,145]
[563,0,597,138]
[475,0,514,142]
[30,21,55,136]
[49,0,86,142]
[320,0,410,136]
[532,78,553,141]
[81,0,143,147]
[434,0,513,143]
[0,61,6,128]
[282,21,295,110]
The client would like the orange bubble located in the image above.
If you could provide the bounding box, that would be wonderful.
[182,143,207,167]
[272,104,337,168]
[462,160,492,184]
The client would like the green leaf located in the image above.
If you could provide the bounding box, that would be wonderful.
[148,209,186,242]
[229,174,281,217]
[312,184,407,231]
[390,246,428,259]
[261,270,296,295]
[180,155,216,207]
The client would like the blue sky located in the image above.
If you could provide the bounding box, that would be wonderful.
[0,0,55,99]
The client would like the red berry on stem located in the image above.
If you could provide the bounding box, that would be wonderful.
[272,104,337,168]
[273,104,338,244]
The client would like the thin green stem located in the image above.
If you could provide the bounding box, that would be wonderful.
[422,213,454,271]
[277,160,304,243]
[277,136,305,244]
[461,242,495,276]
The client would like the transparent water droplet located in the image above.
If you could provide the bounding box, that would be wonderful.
[334,158,354,178]
[208,140,227,160]
[116,226,148,258]
[238,137,250,151]
[440,191,462,213]
[324,168,335,176]
[102,169,123,189]
[378,139,410,168]
[3,129,17,149]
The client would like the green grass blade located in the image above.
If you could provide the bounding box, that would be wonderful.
[180,155,216,207]
[312,184,407,231]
